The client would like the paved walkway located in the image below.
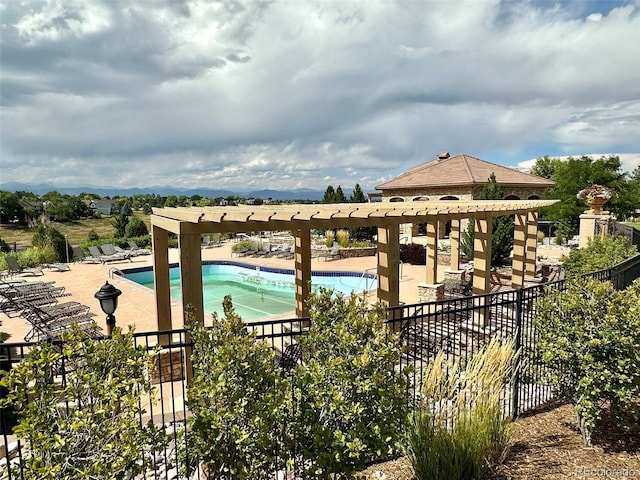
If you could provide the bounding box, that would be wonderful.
[1,242,441,342]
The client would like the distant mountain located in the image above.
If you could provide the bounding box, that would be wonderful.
[1,182,327,201]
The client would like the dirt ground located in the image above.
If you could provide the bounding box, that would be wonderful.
[361,401,640,480]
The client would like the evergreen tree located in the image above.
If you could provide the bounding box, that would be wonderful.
[322,186,336,204]
[350,184,367,203]
[334,185,347,203]
[461,173,514,266]
[349,184,376,241]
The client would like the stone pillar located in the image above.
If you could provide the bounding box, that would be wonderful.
[579,213,611,248]
[418,282,444,302]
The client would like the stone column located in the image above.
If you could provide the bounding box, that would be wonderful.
[579,213,611,248]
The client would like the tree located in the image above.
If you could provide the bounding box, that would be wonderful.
[121,202,133,216]
[349,184,367,203]
[461,173,514,265]
[535,155,634,232]
[334,185,347,203]
[111,214,129,238]
[124,216,149,238]
[322,185,336,204]
[32,225,70,262]
[0,190,25,224]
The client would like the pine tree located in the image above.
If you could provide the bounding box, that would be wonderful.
[461,173,514,266]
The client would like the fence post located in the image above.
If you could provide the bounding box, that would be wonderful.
[511,287,524,420]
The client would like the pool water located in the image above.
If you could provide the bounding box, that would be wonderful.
[122,261,376,320]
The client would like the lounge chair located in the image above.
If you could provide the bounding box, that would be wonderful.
[5,257,44,277]
[72,246,102,264]
[88,246,131,264]
[127,240,151,255]
[201,235,221,248]
[46,262,71,272]
[318,246,341,261]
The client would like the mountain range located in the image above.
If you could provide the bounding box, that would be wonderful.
[1,182,330,201]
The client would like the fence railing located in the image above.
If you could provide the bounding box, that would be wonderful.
[2,253,640,479]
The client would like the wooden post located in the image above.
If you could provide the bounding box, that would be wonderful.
[152,225,172,345]
[525,210,538,278]
[294,228,311,318]
[377,224,400,308]
[450,218,460,271]
[472,216,492,328]
[179,233,204,327]
[511,213,527,288]
[425,219,438,284]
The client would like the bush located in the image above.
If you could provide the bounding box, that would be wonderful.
[232,240,255,254]
[186,298,287,479]
[407,339,515,480]
[562,235,637,277]
[400,243,426,265]
[325,229,335,248]
[0,247,58,270]
[336,229,350,248]
[87,229,99,242]
[290,290,411,478]
[31,224,70,262]
[535,278,640,445]
[125,216,149,238]
[0,237,10,253]
[0,327,165,480]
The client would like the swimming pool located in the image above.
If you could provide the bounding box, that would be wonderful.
[122,261,376,320]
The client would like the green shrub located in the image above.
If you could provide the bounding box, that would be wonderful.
[0,237,10,253]
[0,326,165,480]
[87,229,100,242]
[0,247,58,270]
[290,290,411,479]
[407,339,515,480]
[231,240,255,253]
[562,235,637,276]
[336,229,350,248]
[324,229,335,248]
[31,224,70,262]
[535,278,640,445]
[125,216,149,238]
[186,298,288,479]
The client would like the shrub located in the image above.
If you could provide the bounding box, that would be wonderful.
[0,326,165,480]
[336,229,350,248]
[535,278,640,445]
[562,235,637,276]
[125,216,149,238]
[232,240,255,253]
[290,290,411,478]
[325,229,335,248]
[186,298,288,479]
[407,338,515,480]
[87,229,100,242]
[0,237,10,253]
[31,224,70,262]
[400,243,426,265]
[0,247,58,270]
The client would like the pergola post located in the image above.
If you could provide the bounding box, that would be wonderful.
[294,228,312,318]
[449,218,461,271]
[425,219,438,284]
[179,233,204,327]
[472,215,492,327]
[511,213,527,288]
[152,225,172,344]
[525,210,538,278]
[377,224,400,308]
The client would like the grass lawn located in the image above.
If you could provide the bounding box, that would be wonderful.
[0,212,151,249]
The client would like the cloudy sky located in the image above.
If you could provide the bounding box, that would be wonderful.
[1,0,639,193]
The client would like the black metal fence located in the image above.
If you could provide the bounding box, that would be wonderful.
[2,254,639,479]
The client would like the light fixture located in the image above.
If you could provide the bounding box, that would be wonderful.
[94,281,122,335]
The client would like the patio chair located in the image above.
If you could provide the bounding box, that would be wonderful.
[89,246,131,264]
[5,257,44,277]
[127,240,151,255]
[277,343,302,371]
[72,246,101,264]
[318,245,341,261]
[46,262,71,272]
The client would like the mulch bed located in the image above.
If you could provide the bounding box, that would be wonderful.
[360,400,640,479]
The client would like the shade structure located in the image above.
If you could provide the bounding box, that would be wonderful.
[150,199,557,333]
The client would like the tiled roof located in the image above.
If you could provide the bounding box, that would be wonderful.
[375,154,555,190]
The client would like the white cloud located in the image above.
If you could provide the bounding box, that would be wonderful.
[1,0,639,193]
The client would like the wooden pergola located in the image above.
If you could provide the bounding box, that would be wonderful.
[150,199,557,331]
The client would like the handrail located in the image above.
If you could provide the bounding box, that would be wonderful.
[356,267,378,294]
[108,267,124,279]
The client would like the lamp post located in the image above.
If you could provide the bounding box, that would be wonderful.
[94,281,122,335]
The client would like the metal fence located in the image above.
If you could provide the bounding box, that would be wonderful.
[2,254,640,479]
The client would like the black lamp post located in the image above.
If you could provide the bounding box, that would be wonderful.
[94,281,122,335]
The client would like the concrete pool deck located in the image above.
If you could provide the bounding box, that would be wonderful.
[1,241,444,342]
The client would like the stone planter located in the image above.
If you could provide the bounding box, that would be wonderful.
[585,196,608,215]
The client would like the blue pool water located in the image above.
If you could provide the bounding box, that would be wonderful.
[122,261,376,320]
